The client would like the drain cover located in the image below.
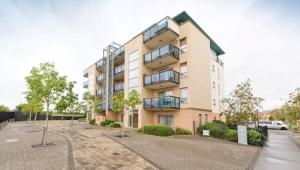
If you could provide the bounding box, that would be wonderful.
[31,143,55,148]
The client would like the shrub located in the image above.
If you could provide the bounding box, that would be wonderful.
[247,129,265,146]
[212,120,226,126]
[291,125,299,131]
[142,125,173,136]
[110,122,121,128]
[175,128,192,135]
[137,127,145,133]
[197,122,226,138]
[224,129,238,142]
[100,119,115,126]
[89,119,96,125]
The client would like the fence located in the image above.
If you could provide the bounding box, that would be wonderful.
[0,118,14,130]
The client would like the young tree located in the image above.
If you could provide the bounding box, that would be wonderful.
[83,91,99,127]
[25,62,67,146]
[113,90,141,137]
[223,79,264,126]
[0,105,10,112]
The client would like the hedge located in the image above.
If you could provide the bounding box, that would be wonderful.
[175,128,192,135]
[247,129,265,146]
[89,119,96,125]
[138,125,173,136]
[100,119,115,126]
[224,129,238,142]
[197,122,265,146]
[110,122,121,128]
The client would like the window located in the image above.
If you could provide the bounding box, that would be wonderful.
[180,87,188,104]
[128,51,139,92]
[213,82,215,88]
[212,65,215,72]
[180,38,187,53]
[213,99,216,106]
[158,90,173,97]
[158,115,173,126]
[205,114,208,123]
[180,62,187,77]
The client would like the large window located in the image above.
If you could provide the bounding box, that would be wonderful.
[158,115,173,126]
[128,51,139,92]
[180,87,188,104]
[180,62,187,77]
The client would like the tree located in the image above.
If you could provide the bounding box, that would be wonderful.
[25,63,67,146]
[113,90,141,137]
[0,105,10,112]
[83,91,99,127]
[223,79,264,126]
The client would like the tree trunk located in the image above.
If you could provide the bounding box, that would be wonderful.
[29,110,32,121]
[71,115,74,126]
[41,102,49,146]
[34,112,37,123]
[121,113,124,137]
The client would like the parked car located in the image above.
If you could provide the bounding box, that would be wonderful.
[248,121,288,130]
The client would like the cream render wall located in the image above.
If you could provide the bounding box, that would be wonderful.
[179,21,212,111]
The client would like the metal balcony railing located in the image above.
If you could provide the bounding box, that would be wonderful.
[143,96,180,110]
[96,74,105,82]
[144,44,179,64]
[112,46,125,59]
[83,81,89,88]
[96,58,106,68]
[114,64,124,75]
[114,82,124,92]
[144,70,180,86]
[143,18,168,42]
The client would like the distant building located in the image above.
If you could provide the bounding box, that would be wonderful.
[259,110,279,121]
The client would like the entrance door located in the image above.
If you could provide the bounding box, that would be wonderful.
[133,114,138,128]
[128,115,133,128]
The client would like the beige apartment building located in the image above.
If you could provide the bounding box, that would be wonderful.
[83,11,225,133]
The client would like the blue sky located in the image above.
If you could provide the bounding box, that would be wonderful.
[0,0,299,110]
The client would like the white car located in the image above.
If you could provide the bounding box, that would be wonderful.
[258,121,288,130]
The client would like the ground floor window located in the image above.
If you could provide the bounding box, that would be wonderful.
[158,115,173,126]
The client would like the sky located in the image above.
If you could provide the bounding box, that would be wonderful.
[0,0,299,111]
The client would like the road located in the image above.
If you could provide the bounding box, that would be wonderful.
[254,130,300,170]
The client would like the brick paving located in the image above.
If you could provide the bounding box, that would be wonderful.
[0,121,156,170]
[106,131,261,170]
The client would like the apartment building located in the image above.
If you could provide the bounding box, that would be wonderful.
[83,11,225,133]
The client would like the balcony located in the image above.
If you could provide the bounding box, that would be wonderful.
[143,17,179,49]
[96,74,105,84]
[83,69,88,78]
[96,88,106,97]
[96,58,106,70]
[143,96,180,110]
[112,46,125,66]
[114,82,124,92]
[114,64,124,80]
[83,81,89,88]
[144,70,180,89]
[144,44,179,69]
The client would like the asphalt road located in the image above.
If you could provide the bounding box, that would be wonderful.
[254,130,300,170]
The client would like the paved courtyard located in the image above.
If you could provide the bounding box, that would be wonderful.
[0,121,263,170]
[0,121,156,170]
[107,131,260,170]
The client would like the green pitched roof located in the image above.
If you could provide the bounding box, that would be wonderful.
[173,11,225,55]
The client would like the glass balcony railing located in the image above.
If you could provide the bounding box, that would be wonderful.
[144,44,179,64]
[96,74,105,82]
[114,82,124,92]
[112,46,125,59]
[143,96,180,110]
[83,81,89,88]
[114,64,124,75]
[96,88,105,96]
[96,58,106,68]
[144,70,180,86]
[83,69,88,77]
[143,18,168,42]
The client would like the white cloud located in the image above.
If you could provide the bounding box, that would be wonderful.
[0,0,299,110]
